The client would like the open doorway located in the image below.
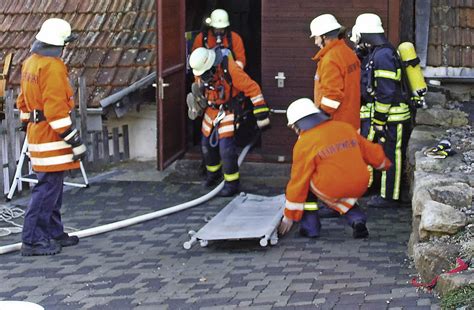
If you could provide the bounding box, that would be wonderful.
[185,0,262,149]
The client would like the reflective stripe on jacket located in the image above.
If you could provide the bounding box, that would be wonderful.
[313,39,361,130]
[16,54,79,172]
[201,57,267,139]
[284,120,390,221]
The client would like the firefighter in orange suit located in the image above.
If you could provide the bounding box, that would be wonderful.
[189,47,270,197]
[17,18,86,256]
[278,98,391,238]
[310,14,361,131]
[192,9,246,69]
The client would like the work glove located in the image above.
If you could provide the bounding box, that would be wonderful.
[278,216,293,235]
[60,127,88,162]
[372,124,386,143]
[254,109,270,130]
[71,142,87,162]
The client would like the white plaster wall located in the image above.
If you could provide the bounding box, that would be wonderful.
[104,105,157,161]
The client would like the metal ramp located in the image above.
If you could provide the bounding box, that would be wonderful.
[183,193,285,249]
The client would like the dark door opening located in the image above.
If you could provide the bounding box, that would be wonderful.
[184,0,262,150]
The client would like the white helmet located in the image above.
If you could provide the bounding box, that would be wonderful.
[207,9,230,28]
[309,14,342,38]
[36,18,73,46]
[189,47,216,76]
[353,13,384,34]
[287,98,322,126]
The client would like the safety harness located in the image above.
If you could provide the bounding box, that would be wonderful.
[205,55,251,147]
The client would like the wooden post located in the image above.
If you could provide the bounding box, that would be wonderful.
[102,126,110,164]
[91,132,99,168]
[78,77,88,142]
[112,127,120,162]
[0,126,5,194]
[5,90,16,186]
[122,125,130,160]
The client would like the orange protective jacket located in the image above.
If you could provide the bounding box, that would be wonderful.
[192,30,246,68]
[16,54,79,172]
[313,39,361,130]
[285,120,391,221]
[201,56,266,139]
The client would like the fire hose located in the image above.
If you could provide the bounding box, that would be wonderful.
[0,133,261,255]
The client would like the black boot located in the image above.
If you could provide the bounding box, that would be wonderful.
[203,171,223,188]
[218,180,239,197]
[53,233,79,247]
[21,239,61,256]
[352,222,369,239]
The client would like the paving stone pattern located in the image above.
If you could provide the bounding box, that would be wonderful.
[0,164,439,309]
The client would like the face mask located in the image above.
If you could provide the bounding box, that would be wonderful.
[201,67,217,88]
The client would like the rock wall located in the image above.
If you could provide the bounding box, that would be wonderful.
[407,87,473,296]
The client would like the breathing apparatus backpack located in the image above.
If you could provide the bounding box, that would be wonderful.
[397,42,427,109]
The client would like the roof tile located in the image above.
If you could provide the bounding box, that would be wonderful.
[112,67,134,86]
[140,0,155,12]
[135,49,154,66]
[85,50,106,68]
[92,0,113,13]
[0,15,15,32]
[102,13,123,31]
[109,31,130,47]
[63,0,81,13]
[78,0,96,13]
[118,12,138,30]
[127,31,147,47]
[74,14,95,31]
[130,66,153,82]
[88,13,107,31]
[90,86,112,106]
[141,32,156,49]
[119,49,138,66]
[82,67,100,86]
[102,48,123,67]
[45,0,66,13]
[66,48,90,67]
[96,67,117,85]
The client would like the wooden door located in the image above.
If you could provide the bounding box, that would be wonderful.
[261,0,399,157]
[156,0,186,170]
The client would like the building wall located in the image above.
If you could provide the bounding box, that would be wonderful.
[260,0,394,156]
[428,0,473,67]
[104,105,157,161]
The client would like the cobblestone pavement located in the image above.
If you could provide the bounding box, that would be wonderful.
[0,161,439,309]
